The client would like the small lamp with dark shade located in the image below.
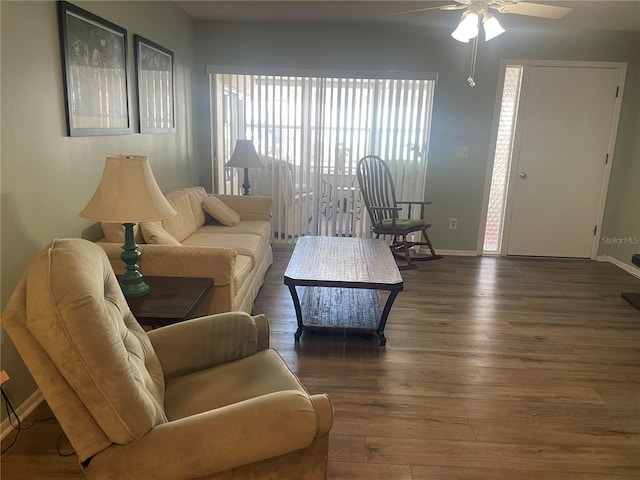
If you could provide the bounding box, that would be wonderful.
[226,140,264,195]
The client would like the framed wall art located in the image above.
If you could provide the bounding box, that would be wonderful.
[134,35,176,133]
[58,1,131,136]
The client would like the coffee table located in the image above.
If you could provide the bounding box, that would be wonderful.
[284,236,403,345]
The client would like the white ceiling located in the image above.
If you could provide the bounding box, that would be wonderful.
[176,1,640,32]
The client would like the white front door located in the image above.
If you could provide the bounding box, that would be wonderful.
[506,65,622,258]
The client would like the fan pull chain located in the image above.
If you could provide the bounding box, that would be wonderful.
[468,36,479,87]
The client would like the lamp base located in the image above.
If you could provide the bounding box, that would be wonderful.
[120,277,150,298]
[120,222,150,298]
[242,167,251,195]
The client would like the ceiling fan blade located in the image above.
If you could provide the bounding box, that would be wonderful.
[497,2,572,19]
[388,4,465,17]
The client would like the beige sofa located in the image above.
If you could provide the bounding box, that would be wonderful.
[98,187,273,316]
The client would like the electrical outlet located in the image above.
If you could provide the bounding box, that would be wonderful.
[449,217,458,229]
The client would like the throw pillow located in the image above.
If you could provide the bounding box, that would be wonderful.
[202,197,240,226]
[140,222,181,246]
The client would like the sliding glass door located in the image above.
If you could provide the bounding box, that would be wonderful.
[209,67,436,242]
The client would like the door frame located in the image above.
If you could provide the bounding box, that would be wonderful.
[478,60,627,259]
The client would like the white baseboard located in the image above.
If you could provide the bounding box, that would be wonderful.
[597,255,640,279]
[1,389,44,441]
[436,249,479,257]
[433,252,640,270]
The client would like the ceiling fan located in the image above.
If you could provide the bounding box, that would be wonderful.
[390,1,572,86]
[390,0,573,43]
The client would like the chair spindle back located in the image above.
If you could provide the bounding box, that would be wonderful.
[357,155,399,227]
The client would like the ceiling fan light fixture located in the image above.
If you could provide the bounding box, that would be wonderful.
[451,11,480,43]
[483,13,505,41]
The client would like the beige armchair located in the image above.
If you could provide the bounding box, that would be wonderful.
[252,157,313,238]
[1,238,333,479]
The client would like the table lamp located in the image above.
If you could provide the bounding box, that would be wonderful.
[80,155,176,297]
[226,139,264,195]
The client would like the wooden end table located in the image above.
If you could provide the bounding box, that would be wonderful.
[284,236,403,345]
[127,276,214,328]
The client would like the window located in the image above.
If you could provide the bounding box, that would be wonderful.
[483,65,523,253]
[210,68,437,242]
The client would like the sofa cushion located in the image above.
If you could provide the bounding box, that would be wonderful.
[164,349,306,421]
[140,222,181,246]
[182,232,262,263]
[175,187,208,228]
[163,192,197,242]
[197,221,271,238]
[202,197,241,226]
[213,195,273,221]
[25,239,167,443]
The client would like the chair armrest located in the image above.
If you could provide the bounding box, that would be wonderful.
[97,243,236,286]
[84,391,324,480]
[213,194,273,222]
[396,201,432,218]
[396,201,432,206]
[147,312,267,379]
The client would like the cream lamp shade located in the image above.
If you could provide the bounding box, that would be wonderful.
[226,140,264,195]
[80,155,176,297]
[80,155,176,223]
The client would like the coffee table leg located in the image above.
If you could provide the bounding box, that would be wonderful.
[377,289,400,346]
[287,284,305,341]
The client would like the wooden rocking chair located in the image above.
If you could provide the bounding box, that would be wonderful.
[356,155,442,270]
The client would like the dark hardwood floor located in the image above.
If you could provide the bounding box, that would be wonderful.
[2,245,640,479]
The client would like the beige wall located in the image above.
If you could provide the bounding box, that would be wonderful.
[1,1,197,413]
[194,21,639,262]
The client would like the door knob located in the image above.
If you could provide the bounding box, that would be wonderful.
[518,172,528,179]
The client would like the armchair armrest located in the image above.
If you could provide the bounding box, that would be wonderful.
[84,390,325,480]
[252,313,270,351]
[147,312,267,379]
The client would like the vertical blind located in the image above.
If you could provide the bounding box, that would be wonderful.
[209,67,437,242]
